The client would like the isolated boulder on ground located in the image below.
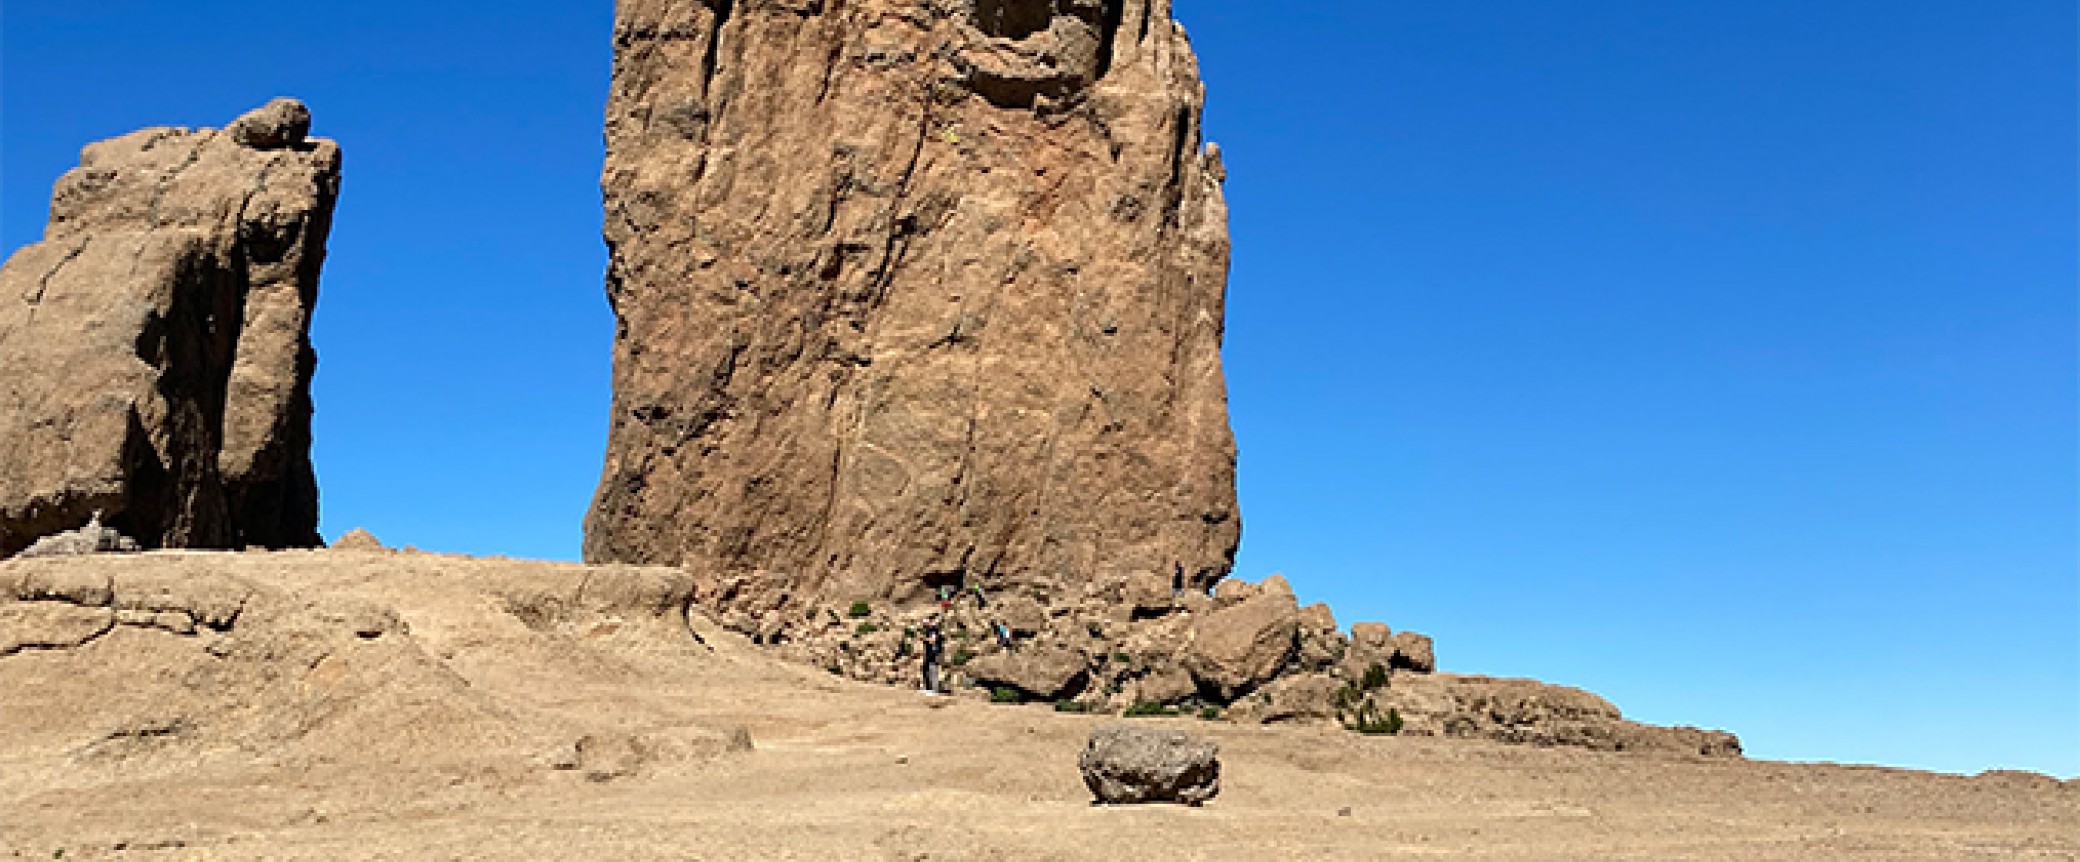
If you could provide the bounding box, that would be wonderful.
[1079,724,1221,806]
[0,99,340,558]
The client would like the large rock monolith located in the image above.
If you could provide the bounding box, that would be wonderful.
[586,1,1241,605]
[0,99,340,557]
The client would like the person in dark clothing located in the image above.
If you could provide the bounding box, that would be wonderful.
[919,614,945,694]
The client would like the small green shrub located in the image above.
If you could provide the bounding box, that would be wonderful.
[990,687,1023,704]
[847,601,872,618]
[1123,701,1180,718]
[1198,706,1222,721]
[1111,652,1132,665]
[895,639,913,659]
[855,621,881,636]
[1333,682,1363,711]
[1342,698,1403,736]
[1054,700,1090,713]
[951,647,976,667]
[1361,662,1390,691]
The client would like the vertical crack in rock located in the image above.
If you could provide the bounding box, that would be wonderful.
[0,99,339,558]
[588,0,1240,609]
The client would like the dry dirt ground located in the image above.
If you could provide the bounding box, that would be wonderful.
[2,551,2073,861]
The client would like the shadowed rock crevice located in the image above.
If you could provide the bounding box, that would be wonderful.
[959,0,1125,109]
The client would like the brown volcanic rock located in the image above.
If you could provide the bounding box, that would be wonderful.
[1183,581,1300,700]
[586,0,1239,604]
[0,100,339,558]
[1380,673,1743,757]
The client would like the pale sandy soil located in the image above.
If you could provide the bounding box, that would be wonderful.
[2,551,2072,861]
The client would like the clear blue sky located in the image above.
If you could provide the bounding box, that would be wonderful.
[4,1,2073,778]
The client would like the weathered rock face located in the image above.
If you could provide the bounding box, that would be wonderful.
[0,99,339,558]
[586,0,1240,604]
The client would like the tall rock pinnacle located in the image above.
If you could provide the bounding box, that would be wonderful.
[586,1,1240,602]
[0,99,340,557]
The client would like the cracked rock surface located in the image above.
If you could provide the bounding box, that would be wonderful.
[0,99,340,558]
[586,0,1240,608]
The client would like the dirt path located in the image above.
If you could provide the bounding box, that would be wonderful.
[3,551,2072,860]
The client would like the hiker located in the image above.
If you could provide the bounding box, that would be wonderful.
[992,621,1014,649]
[920,614,945,694]
[970,583,989,609]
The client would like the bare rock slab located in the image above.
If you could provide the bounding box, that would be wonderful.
[13,512,141,559]
[0,99,340,557]
[1080,723,1220,806]
[585,0,1241,606]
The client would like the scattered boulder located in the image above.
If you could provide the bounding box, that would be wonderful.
[1183,588,1300,700]
[1123,663,1199,706]
[1342,622,1393,678]
[331,528,387,552]
[0,99,340,558]
[12,512,141,559]
[993,593,1050,638]
[1390,631,1437,674]
[1226,673,1342,725]
[966,645,1089,701]
[1079,724,1221,806]
[1293,602,1346,672]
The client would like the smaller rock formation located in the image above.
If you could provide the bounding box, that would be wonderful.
[0,99,340,558]
[330,528,386,552]
[1080,724,1221,806]
[1379,674,1743,757]
[12,512,140,559]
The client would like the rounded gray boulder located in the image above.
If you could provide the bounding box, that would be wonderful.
[1079,724,1221,806]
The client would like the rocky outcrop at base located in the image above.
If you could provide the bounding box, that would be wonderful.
[0,99,340,558]
[698,569,1742,758]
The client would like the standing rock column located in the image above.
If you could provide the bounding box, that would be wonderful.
[586,0,1240,603]
[0,99,340,557]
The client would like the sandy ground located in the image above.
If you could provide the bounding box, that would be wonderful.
[2,551,2073,861]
